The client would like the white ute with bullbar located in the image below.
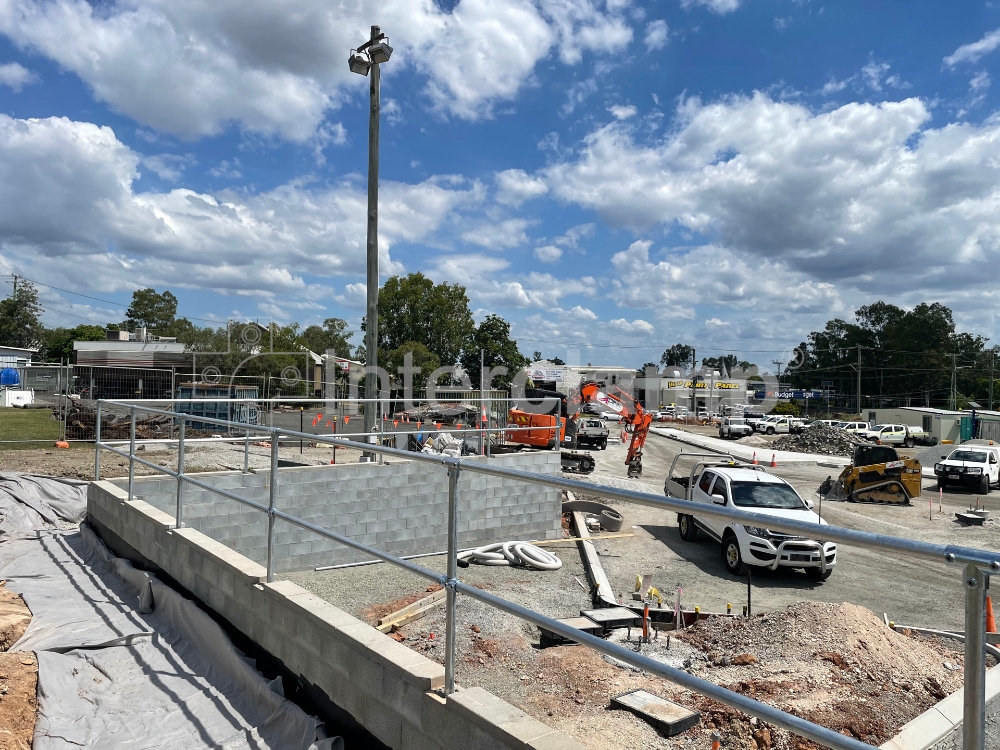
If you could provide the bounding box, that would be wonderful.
[664,453,836,581]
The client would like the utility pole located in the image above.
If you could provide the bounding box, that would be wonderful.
[6,273,19,295]
[690,348,696,413]
[990,350,995,412]
[949,353,957,412]
[349,26,392,437]
[857,346,862,417]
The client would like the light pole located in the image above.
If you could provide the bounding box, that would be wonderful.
[349,26,393,437]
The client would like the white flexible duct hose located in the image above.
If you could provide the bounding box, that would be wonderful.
[457,541,562,570]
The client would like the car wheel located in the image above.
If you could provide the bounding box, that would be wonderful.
[806,567,832,582]
[678,514,698,541]
[980,475,991,495]
[600,439,607,450]
[904,438,915,448]
[766,427,775,435]
[722,533,746,576]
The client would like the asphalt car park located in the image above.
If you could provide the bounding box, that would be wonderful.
[585,431,998,632]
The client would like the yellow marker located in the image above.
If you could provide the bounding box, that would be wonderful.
[694,605,700,614]
[727,602,732,614]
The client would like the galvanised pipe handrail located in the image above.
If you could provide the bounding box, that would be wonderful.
[95,400,993,750]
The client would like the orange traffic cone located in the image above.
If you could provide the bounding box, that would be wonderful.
[769,454,777,468]
[987,596,997,634]
[751,452,758,465]
[393,420,399,428]
[344,416,351,424]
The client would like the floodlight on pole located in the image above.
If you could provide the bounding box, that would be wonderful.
[349,25,391,441]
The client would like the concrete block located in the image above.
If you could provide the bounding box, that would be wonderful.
[447,686,556,749]
[365,694,404,748]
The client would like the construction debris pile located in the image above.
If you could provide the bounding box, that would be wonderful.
[674,602,967,749]
[398,403,478,425]
[770,423,868,457]
[63,403,210,440]
[420,431,463,456]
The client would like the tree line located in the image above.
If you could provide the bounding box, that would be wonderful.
[0,273,527,393]
[786,301,996,411]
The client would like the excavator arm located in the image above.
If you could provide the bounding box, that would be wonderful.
[576,380,653,477]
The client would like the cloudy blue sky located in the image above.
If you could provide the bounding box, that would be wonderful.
[2,0,1000,370]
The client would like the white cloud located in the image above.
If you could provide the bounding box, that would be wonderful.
[0,61,38,91]
[0,0,632,138]
[494,169,549,206]
[608,104,638,120]
[971,71,991,93]
[534,245,563,262]
[141,153,195,182]
[607,317,654,334]
[542,93,1000,304]
[821,76,850,95]
[562,76,599,115]
[461,218,533,249]
[944,28,1000,67]
[208,159,242,179]
[774,17,791,30]
[0,115,479,298]
[643,19,668,50]
[678,0,743,15]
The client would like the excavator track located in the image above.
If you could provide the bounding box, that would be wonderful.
[561,450,595,474]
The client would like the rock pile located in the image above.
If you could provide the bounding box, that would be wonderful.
[772,422,868,457]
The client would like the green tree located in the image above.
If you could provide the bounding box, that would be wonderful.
[0,279,45,352]
[460,314,528,392]
[532,351,542,362]
[702,354,738,377]
[660,343,694,368]
[299,317,353,358]
[771,401,801,416]
[385,341,441,395]
[43,324,106,362]
[365,273,475,366]
[125,288,178,331]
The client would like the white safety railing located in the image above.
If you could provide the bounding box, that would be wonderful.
[94,399,998,750]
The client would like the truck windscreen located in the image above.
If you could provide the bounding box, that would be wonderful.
[949,450,988,463]
[730,482,808,510]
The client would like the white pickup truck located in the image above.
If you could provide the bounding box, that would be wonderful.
[860,424,928,448]
[664,454,836,581]
[718,417,753,440]
[933,445,1000,494]
[754,416,804,435]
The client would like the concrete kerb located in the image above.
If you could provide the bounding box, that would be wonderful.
[650,426,851,466]
[881,663,1000,750]
[86,478,588,750]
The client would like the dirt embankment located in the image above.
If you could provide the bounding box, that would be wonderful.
[0,582,36,750]
[673,601,967,748]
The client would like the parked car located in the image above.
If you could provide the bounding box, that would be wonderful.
[719,417,754,440]
[600,412,624,423]
[664,455,835,580]
[575,418,609,450]
[866,424,929,448]
[934,446,1000,494]
[755,416,795,435]
[839,421,871,434]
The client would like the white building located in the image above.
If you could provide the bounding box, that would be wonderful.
[525,361,638,398]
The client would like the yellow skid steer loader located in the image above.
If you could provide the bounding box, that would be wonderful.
[817,445,922,504]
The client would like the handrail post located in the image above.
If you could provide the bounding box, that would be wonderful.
[127,406,136,501]
[445,461,461,695]
[963,563,987,750]
[244,429,250,473]
[94,400,102,480]
[176,419,186,529]
[266,433,279,583]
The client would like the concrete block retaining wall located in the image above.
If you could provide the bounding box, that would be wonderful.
[87,480,587,750]
[110,452,561,573]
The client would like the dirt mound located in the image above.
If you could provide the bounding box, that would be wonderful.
[675,602,967,747]
[772,423,867,457]
[0,582,36,750]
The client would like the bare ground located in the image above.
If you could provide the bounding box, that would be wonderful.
[0,582,36,750]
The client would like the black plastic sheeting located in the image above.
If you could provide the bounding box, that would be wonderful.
[0,521,342,749]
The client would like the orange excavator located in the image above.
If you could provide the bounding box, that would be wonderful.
[504,381,653,477]
[576,380,653,478]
